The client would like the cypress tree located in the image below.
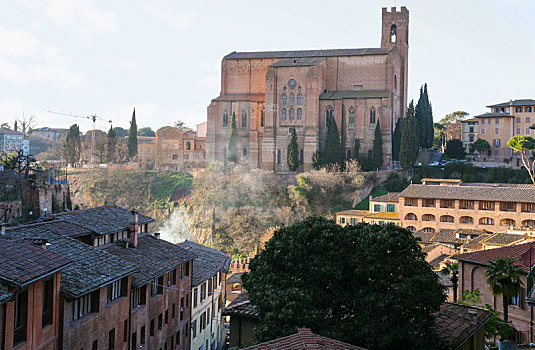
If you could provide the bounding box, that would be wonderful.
[392,117,403,161]
[372,119,383,170]
[323,115,343,166]
[226,112,237,163]
[353,138,361,162]
[340,104,346,162]
[424,84,434,148]
[14,120,18,132]
[63,124,81,167]
[415,86,425,149]
[400,101,419,169]
[128,108,138,159]
[287,127,299,171]
[107,125,116,162]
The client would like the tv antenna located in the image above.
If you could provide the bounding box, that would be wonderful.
[48,110,112,163]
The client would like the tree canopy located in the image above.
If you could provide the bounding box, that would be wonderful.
[507,135,535,184]
[400,100,419,169]
[485,257,524,322]
[470,138,491,154]
[415,84,434,148]
[174,120,188,130]
[137,127,155,137]
[439,111,469,125]
[63,124,81,166]
[242,217,445,349]
[445,139,466,159]
[128,108,138,159]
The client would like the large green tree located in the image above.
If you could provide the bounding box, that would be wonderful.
[415,84,435,149]
[63,124,81,167]
[507,135,535,184]
[372,119,383,170]
[137,127,155,137]
[441,261,459,302]
[128,108,138,159]
[470,138,491,154]
[445,139,466,159]
[287,127,299,171]
[323,115,343,166]
[107,125,117,162]
[400,101,419,169]
[485,257,524,322]
[392,117,403,161]
[226,112,237,163]
[243,217,445,349]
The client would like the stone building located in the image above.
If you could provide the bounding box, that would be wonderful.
[206,7,409,171]
[155,123,206,170]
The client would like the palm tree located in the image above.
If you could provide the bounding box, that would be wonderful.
[485,257,524,322]
[441,261,459,301]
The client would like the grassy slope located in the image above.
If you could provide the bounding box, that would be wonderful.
[353,186,390,210]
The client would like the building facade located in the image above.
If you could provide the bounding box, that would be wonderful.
[461,118,479,153]
[155,123,206,170]
[0,129,28,156]
[206,7,409,171]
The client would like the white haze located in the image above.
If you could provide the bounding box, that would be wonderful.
[157,208,196,244]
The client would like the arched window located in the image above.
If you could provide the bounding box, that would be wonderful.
[500,219,516,227]
[241,112,247,128]
[260,108,265,127]
[289,93,295,106]
[440,215,454,223]
[289,108,294,120]
[281,108,287,121]
[460,216,474,224]
[369,108,376,128]
[281,93,287,106]
[297,108,302,120]
[223,111,229,128]
[186,141,191,150]
[391,24,397,43]
[422,214,435,221]
[405,213,417,221]
[300,149,304,164]
[277,150,281,164]
[523,220,535,228]
[326,107,333,126]
[479,217,494,225]
[348,108,355,128]
[406,226,416,232]
[422,227,435,233]
[297,93,303,106]
[394,74,397,91]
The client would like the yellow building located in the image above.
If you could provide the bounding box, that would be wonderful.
[335,193,401,226]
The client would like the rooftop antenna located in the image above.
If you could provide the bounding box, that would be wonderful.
[48,110,112,163]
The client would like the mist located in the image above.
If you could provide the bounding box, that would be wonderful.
[158,208,196,244]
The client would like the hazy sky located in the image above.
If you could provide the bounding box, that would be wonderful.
[0,0,533,132]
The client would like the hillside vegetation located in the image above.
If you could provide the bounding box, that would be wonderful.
[69,162,378,255]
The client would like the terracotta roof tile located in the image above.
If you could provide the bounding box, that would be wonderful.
[226,272,244,284]
[371,192,400,203]
[225,47,390,60]
[454,243,534,272]
[242,328,366,350]
[335,210,368,216]
[483,233,526,246]
[413,230,437,244]
[429,254,451,268]
[0,236,70,287]
[434,303,493,350]
[223,292,258,319]
[461,234,492,251]
[487,99,535,108]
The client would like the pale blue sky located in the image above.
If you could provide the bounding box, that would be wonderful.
[0,0,533,132]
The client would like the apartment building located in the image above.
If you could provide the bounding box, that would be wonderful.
[0,129,29,156]
[181,241,230,350]
[335,193,400,227]
[398,179,535,233]
[461,118,479,153]
[473,99,535,165]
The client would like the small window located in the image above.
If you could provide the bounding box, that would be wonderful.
[289,108,294,120]
[300,149,304,164]
[390,24,397,43]
[387,204,395,213]
[277,150,281,164]
[297,108,302,120]
[281,93,287,106]
[325,107,333,126]
[261,109,265,127]
[289,93,295,106]
[42,278,54,327]
[495,117,499,124]
[495,128,499,134]
[242,148,247,157]
[369,108,376,128]
[14,290,28,345]
[186,141,191,150]
[108,328,115,350]
[394,74,397,91]
[281,108,287,121]
[288,79,296,89]
[241,112,247,128]
[374,204,382,212]
[516,107,523,113]
[223,111,228,128]
[297,93,303,106]
[349,108,355,128]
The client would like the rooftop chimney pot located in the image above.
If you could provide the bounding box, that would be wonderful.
[130,209,139,248]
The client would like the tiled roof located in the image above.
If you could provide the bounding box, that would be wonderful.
[226,272,244,284]
[371,192,400,203]
[270,57,325,67]
[399,183,535,203]
[434,303,493,350]
[213,93,265,102]
[319,90,390,100]
[335,209,368,216]
[454,243,534,272]
[436,272,453,288]
[429,254,451,268]
[223,292,258,318]
[483,233,525,246]
[413,230,437,244]
[431,229,464,245]
[242,328,367,350]
[461,234,492,251]
[0,128,23,135]
[0,289,13,305]
[104,235,197,288]
[225,47,390,60]
[473,112,514,118]
[179,241,231,287]
[487,99,535,108]
[55,205,154,236]
[365,212,399,220]
[44,220,93,238]
[5,223,138,298]
[421,244,439,254]
[0,236,70,287]
[421,178,462,183]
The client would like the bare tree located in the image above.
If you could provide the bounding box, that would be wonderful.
[17,113,37,137]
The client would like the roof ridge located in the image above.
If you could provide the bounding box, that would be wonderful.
[54,204,115,216]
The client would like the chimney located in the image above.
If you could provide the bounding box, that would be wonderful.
[154,232,160,240]
[130,209,139,248]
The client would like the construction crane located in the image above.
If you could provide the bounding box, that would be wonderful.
[48,110,112,163]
